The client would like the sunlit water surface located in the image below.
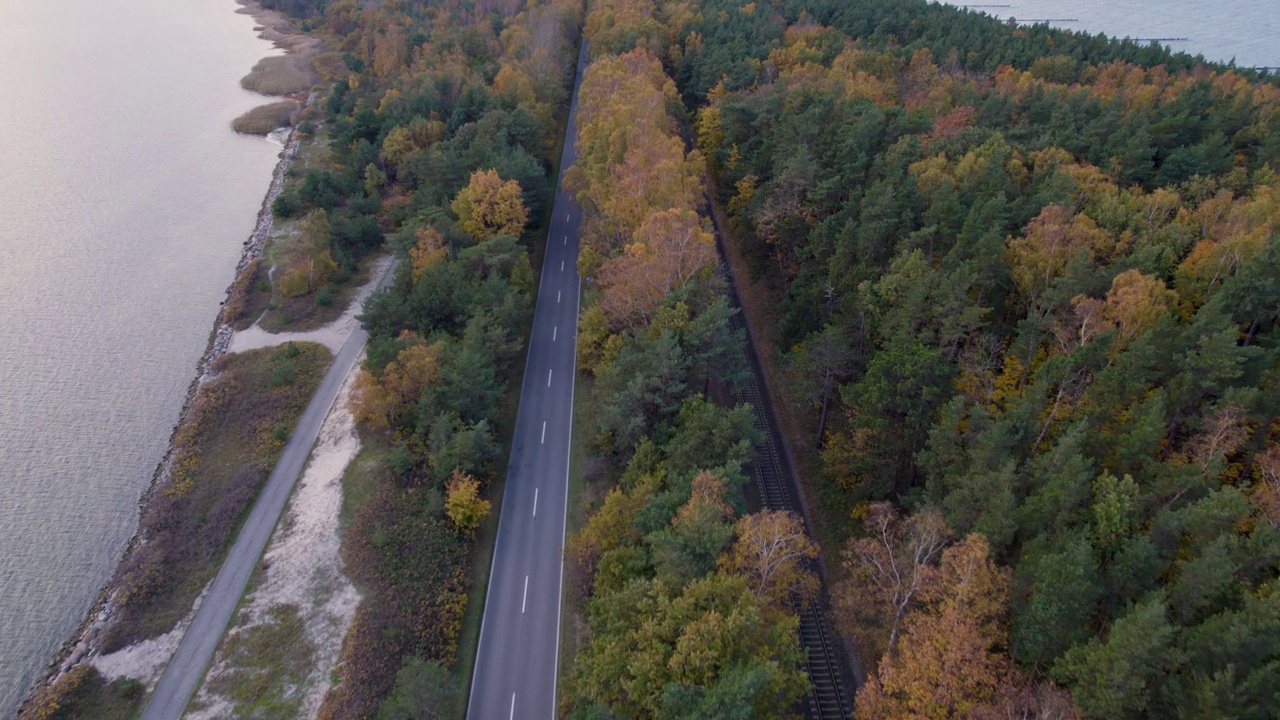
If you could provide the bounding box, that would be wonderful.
[0,0,281,713]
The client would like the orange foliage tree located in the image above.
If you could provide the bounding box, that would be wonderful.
[1005,204,1115,305]
[350,336,440,432]
[855,534,1016,720]
[596,208,717,329]
[836,503,952,667]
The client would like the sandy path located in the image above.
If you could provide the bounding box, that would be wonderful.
[229,254,394,355]
[184,364,363,719]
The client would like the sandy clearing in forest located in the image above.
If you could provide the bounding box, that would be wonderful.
[184,360,363,719]
[228,254,394,355]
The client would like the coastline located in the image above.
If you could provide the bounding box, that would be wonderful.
[19,0,315,708]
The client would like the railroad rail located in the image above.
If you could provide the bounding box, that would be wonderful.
[708,196,856,720]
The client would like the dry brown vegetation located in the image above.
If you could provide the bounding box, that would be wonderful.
[241,55,315,96]
[100,342,331,652]
[232,100,300,135]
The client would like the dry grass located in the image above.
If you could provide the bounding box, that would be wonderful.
[98,343,332,653]
[241,55,315,96]
[17,666,143,720]
[232,101,300,135]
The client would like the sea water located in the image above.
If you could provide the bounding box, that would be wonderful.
[0,0,281,713]
[940,0,1278,69]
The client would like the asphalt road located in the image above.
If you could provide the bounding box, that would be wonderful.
[139,266,395,720]
[465,46,587,720]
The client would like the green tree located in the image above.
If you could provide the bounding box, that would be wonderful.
[1052,598,1185,719]
[565,572,807,718]
[1011,532,1102,667]
[377,657,458,720]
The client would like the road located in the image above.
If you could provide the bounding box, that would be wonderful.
[466,45,587,720]
[139,267,394,720]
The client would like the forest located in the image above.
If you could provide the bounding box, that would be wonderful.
[297,0,587,717]
[559,4,819,715]
[298,0,1280,717]
[671,0,1279,718]
[26,0,1279,718]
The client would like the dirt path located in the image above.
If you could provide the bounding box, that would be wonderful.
[137,262,395,720]
[184,365,362,719]
[229,255,394,355]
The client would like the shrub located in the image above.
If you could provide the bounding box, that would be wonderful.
[241,55,315,96]
[272,191,304,218]
[231,101,300,135]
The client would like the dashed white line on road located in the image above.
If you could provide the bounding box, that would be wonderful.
[560,260,564,272]
[557,290,561,303]
[510,693,516,720]
[533,487,539,517]
[564,234,567,245]
[541,421,546,444]
[548,369,553,387]
[553,326,557,341]
[522,576,529,614]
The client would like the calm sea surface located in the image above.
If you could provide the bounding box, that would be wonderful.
[0,0,280,714]
[941,0,1278,69]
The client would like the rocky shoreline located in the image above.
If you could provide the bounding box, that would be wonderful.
[29,126,303,694]
[20,4,315,707]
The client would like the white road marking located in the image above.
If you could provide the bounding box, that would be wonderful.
[564,234,567,245]
[522,576,529,614]
[510,693,516,720]
[541,421,546,444]
[553,326,557,341]
[560,260,564,272]
[548,369,553,387]
[566,212,569,221]
[533,487,539,517]
[557,290,561,303]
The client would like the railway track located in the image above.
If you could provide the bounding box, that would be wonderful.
[723,265,855,720]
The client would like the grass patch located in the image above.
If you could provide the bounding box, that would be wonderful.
[257,257,372,333]
[241,55,315,96]
[203,604,314,717]
[17,666,144,720]
[234,236,378,334]
[99,342,331,653]
[232,101,300,135]
[317,464,469,720]
[339,439,390,532]
[558,372,599,687]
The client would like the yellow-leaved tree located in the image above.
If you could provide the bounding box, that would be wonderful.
[720,508,819,609]
[451,169,528,241]
[409,226,448,283]
[855,534,1017,720]
[278,208,339,298]
[445,469,490,532]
